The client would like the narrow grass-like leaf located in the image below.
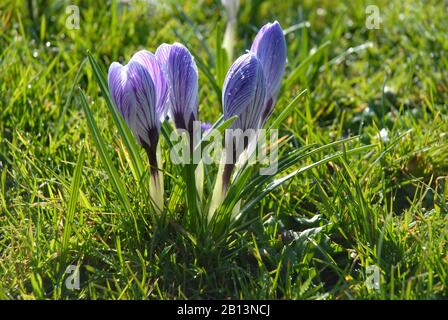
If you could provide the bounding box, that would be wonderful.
[191,49,223,102]
[238,137,360,204]
[284,41,331,89]
[239,145,374,216]
[62,146,84,254]
[215,21,228,87]
[283,21,311,35]
[268,89,307,130]
[78,88,132,215]
[53,58,87,140]
[172,3,214,64]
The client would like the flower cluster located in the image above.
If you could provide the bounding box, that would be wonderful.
[107,21,286,214]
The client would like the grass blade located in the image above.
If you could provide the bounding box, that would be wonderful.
[269,89,308,130]
[78,88,132,214]
[284,41,331,89]
[62,146,85,255]
[239,144,374,216]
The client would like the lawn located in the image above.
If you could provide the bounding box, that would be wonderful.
[0,0,447,299]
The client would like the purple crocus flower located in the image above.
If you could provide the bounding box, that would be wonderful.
[219,21,286,191]
[221,52,266,189]
[223,52,266,131]
[108,50,168,173]
[250,21,286,124]
[155,42,198,134]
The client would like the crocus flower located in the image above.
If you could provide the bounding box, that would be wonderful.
[108,50,167,212]
[223,52,266,132]
[250,21,286,124]
[209,52,266,218]
[155,42,198,134]
[156,42,200,212]
[221,52,266,190]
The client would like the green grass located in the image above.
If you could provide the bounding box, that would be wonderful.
[1,0,447,299]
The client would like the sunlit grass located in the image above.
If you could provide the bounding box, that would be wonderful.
[0,0,447,299]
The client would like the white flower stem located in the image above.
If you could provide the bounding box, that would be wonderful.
[149,144,164,215]
[195,160,204,201]
[208,154,226,222]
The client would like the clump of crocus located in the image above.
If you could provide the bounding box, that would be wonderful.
[108,50,168,213]
[107,21,285,221]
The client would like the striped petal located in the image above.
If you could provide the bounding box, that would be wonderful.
[108,50,166,153]
[156,42,198,131]
[108,62,137,135]
[222,52,266,131]
[131,50,169,120]
[250,21,286,122]
[155,43,172,66]
[127,57,158,148]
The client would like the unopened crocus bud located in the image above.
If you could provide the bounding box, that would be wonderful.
[108,50,167,165]
[221,52,266,190]
[108,50,168,212]
[223,52,266,132]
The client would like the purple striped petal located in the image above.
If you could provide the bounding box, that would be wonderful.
[155,43,171,66]
[250,21,286,122]
[156,42,198,131]
[108,50,167,152]
[127,58,158,148]
[108,62,137,134]
[222,52,266,131]
[131,50,168,120]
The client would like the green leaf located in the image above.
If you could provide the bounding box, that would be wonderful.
[53,57,87,140]
[215,21,228,87]
[239,144,374,215]
[269,89,308,129]
[78,88,132,215]
[229,137,360,213]
[62,146,84,254]
[284,41,331,89]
